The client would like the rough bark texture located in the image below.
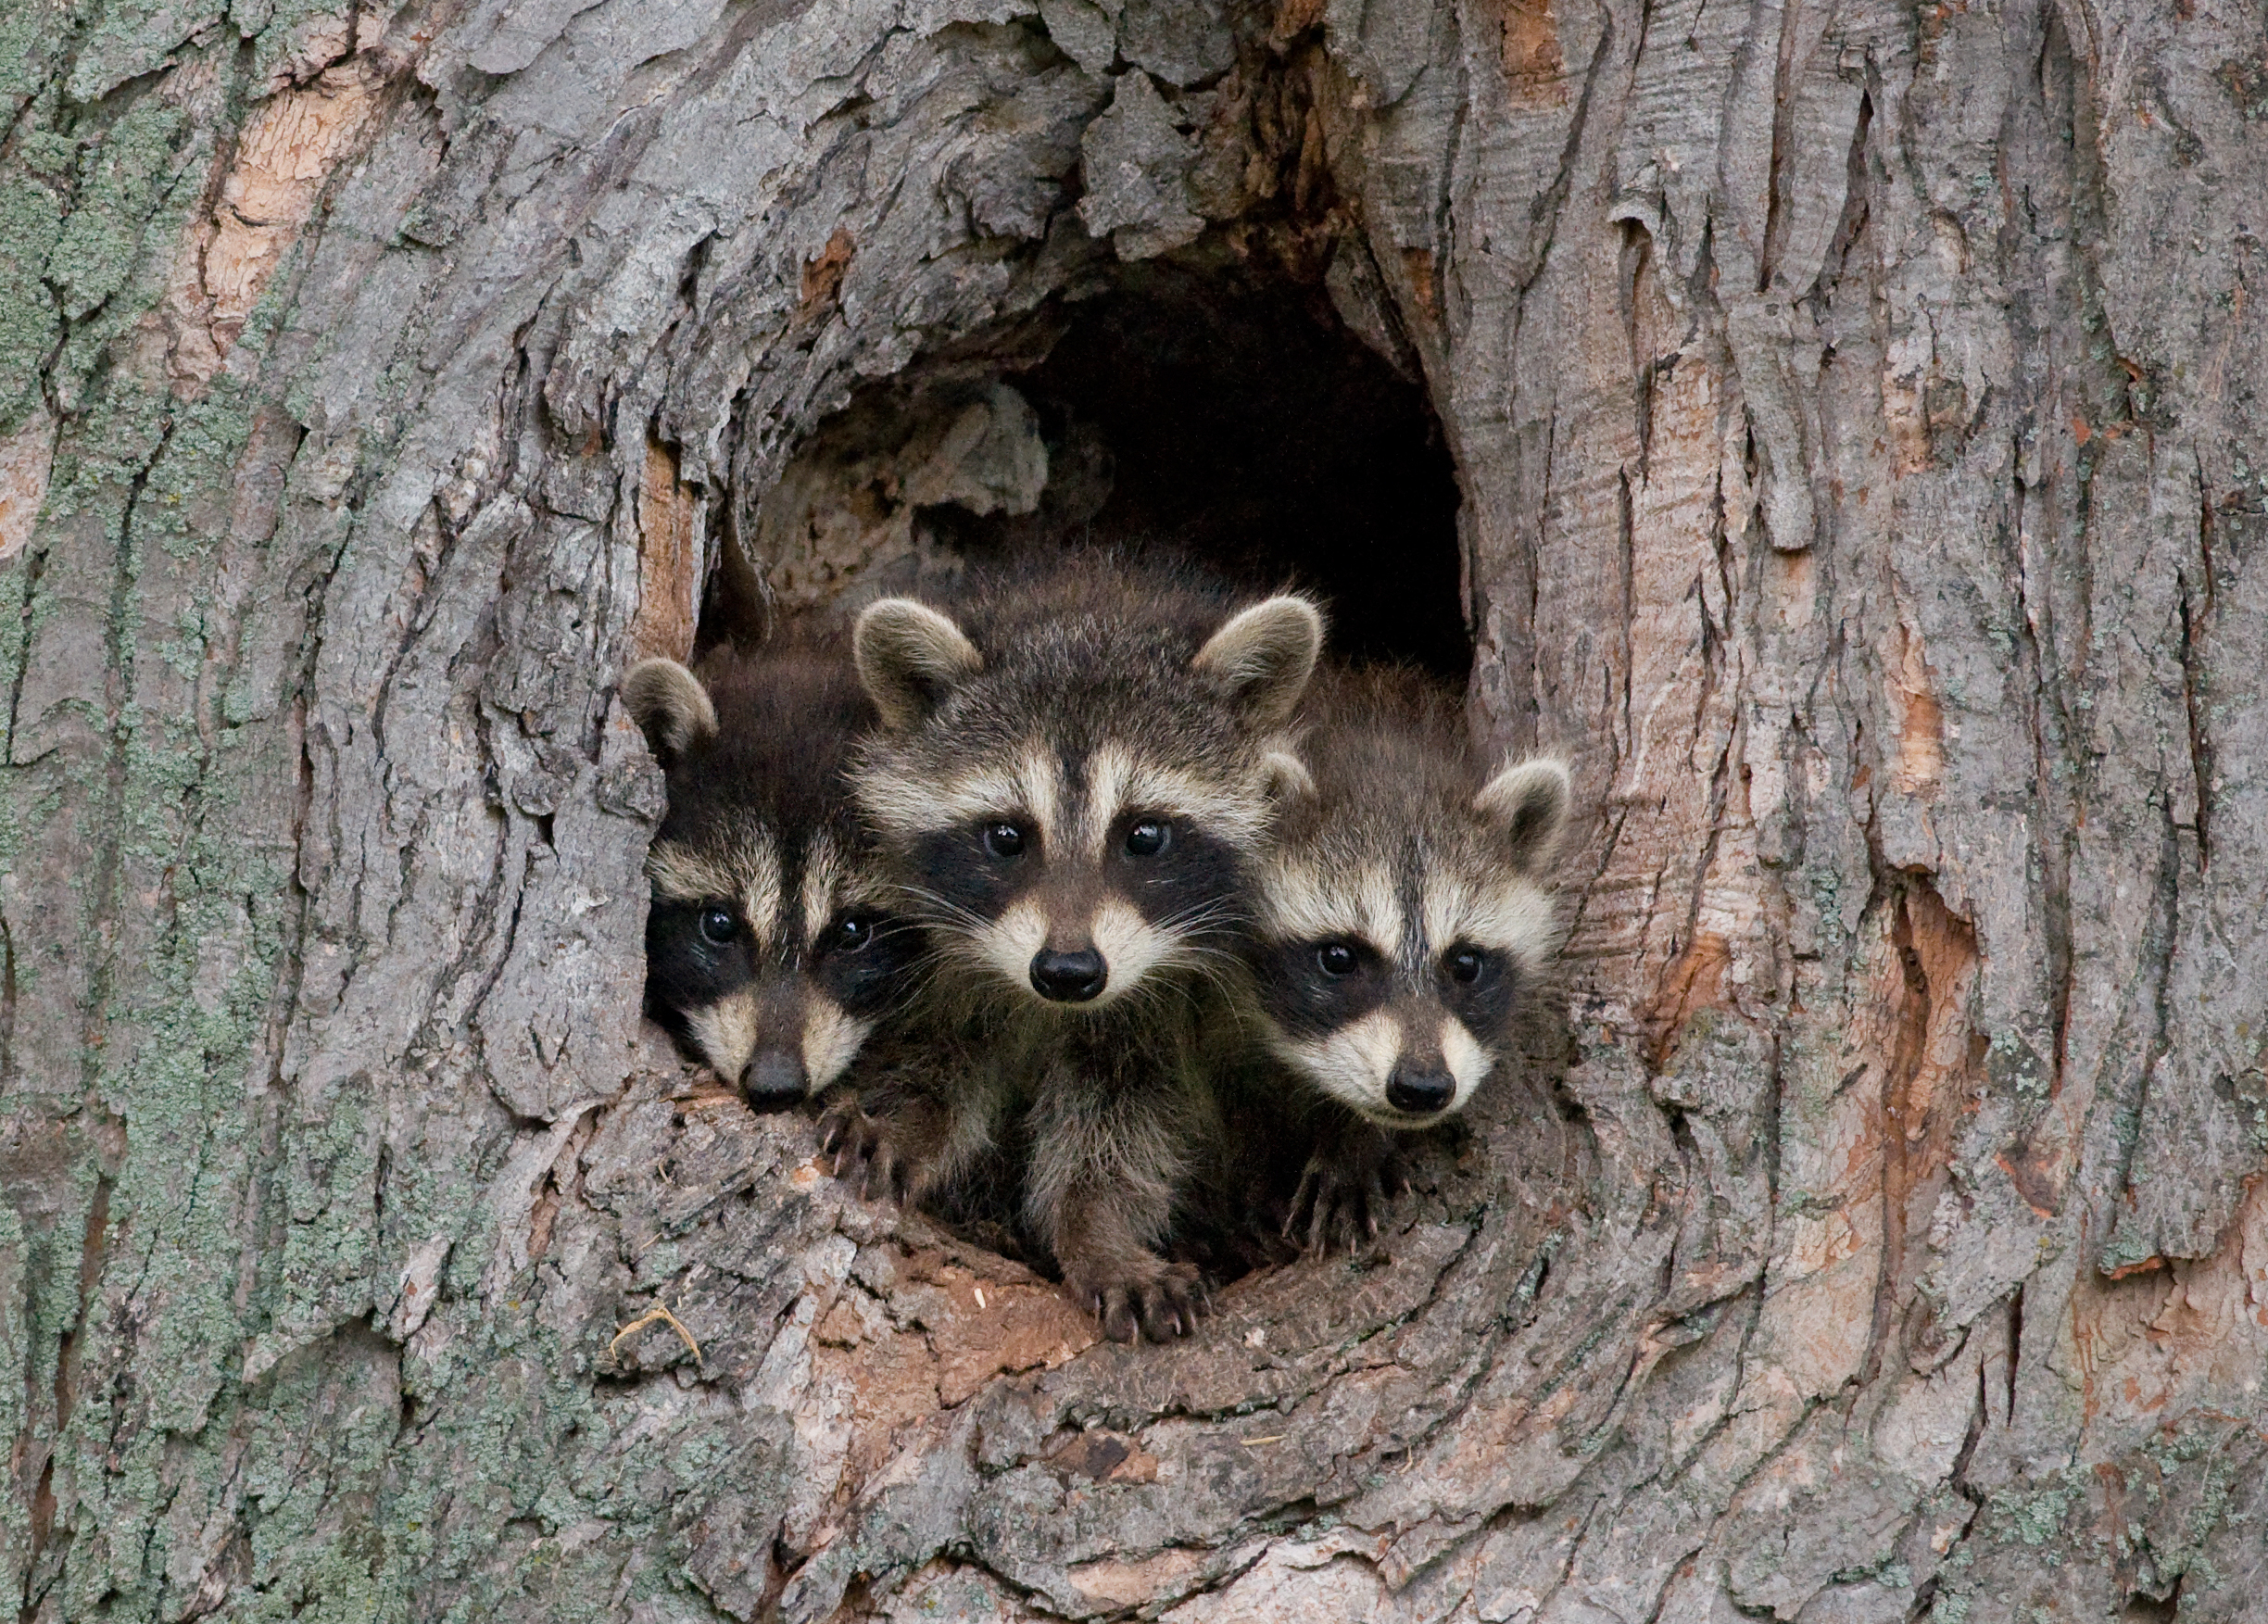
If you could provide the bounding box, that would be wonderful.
[5,0,2266,1620]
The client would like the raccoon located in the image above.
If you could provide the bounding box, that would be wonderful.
[1245,666,1571,1251]
[624,640,920,1105]
[823,557,1323,1342]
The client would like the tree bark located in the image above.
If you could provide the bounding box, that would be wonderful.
[5,0,2266,1620]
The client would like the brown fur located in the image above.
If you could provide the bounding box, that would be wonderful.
[829,553,1321,1341]
[1239,663,1570,1250]
[630,634,922,1104]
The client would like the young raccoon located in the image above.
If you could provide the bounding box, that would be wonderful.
[825,557,1322,1342]
[624,641,920,1105]
[1246,666,1571,1251]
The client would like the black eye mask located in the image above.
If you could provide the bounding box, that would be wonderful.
[808,912,925,1017]
[1251,937,1392,1039]
[643,898,756,1030]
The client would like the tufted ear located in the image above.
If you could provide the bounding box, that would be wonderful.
[623,658,718,768]
[1474,758,1572,873]
[853,598,984,731]
[1191,595,1324,728]
[1259,747,1316,803]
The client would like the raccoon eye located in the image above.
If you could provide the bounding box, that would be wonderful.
[1446,947,1488,985]
[1123,819,1170,858]
[1316,941,1359,977]
[983,823,1027,859]
[699,906,737,945]
[831,914,875,953]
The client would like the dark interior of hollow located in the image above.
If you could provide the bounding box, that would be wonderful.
[925,272,1471,681]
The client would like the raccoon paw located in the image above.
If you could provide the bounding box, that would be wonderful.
[1067,1257,1207,1344]
[1286,1143,1408,1254]
[815,1099,914,1204]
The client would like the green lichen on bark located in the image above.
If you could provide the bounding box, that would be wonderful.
[0,171,66,433]
[2,143,308,1595]
[0,1205,32,1579]
[64,0,223,106]
[237,0,351,85]
[44,98,189,322]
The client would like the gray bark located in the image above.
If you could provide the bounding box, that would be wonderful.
[4,0,2266,1619]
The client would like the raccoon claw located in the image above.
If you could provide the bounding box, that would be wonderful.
[815,1100,910,1205]
[1286,1145,1407,1254]
[1070,1260,1207,1344]
[815,1100,855,1156]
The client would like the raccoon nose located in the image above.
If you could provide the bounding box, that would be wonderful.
[1384,1064,1455,1116]
[1029,948,1107,1003]
[742,1048,808,1106]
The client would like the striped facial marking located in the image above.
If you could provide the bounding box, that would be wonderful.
[1082,744,1271,859]
[801,836,839,945]
[971,896,1051,991]
[1277,1009,1405,1117]
[900,736,1260,1012]
[649,830,783,947]
[683,988,760,1080]
[1254,844,1550,1125]
[645,822,914,1099]
[1258,856,1402,951]
[1420,871,1558,976]
[863,745,1063,848]
[801,998,875,1091]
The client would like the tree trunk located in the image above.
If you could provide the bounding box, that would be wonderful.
[6,0,2265,1618]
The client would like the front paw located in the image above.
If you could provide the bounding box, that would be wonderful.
[1064,1254,1207,1344]
[1286,1139,1407,1254]
[815,1097,919,1204]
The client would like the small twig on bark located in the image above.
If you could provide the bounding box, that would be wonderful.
[610,1303,704,1370]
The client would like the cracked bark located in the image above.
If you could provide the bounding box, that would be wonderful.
[4,0,2267,1620]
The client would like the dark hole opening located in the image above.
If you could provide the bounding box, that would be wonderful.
[706,264,1468,683]
[920,265,1469,681]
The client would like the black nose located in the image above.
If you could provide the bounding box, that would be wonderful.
[1384,1064,1455,1115]
[1029,949,1107,1002]
[743,1048,808,1106]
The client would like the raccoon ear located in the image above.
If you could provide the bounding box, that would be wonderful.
[623,658,718,768]
[1192,595,1324,728]
[1260,748,1316,803]
[1474,758,1572,872]
[854,598,983,729]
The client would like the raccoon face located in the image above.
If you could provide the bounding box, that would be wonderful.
[1254,759,1571,1127]
[853,590,1323,1015]
[625,651,915,1105]
[894,745,1254,1010]
[643,823,917,1102]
